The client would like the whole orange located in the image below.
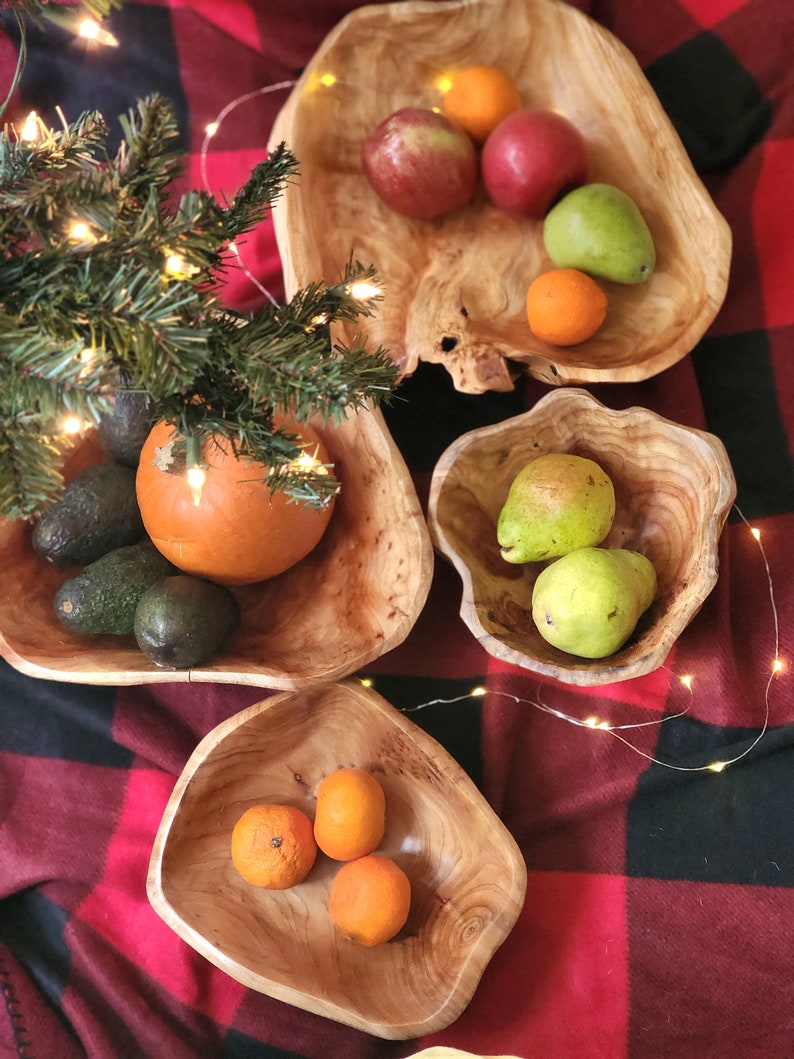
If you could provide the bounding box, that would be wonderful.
[313,767,386,861]
[526,268,608,345]
[135,416,334,585]
[329,853,411,946]
[442,64,522,144]
[230,803,317,889]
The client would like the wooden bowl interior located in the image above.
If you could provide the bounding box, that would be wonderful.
[147,681,527,1039]
[0,407,433,688]
[270,0,731,393]
[427,389,736,685]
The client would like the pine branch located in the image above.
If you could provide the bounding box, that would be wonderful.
[0,95,399,518]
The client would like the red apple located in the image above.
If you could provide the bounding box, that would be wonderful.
[481,108,589,219]
[362,107,478,221]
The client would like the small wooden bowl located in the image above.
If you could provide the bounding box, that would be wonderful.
[146,680,527,1039]
[0,407,433,689]
[269,0,731,394]
[427,389,736,685]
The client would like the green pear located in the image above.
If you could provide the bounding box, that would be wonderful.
[532,547,657,659]
[543,183,656,284]
[497,453,615,564]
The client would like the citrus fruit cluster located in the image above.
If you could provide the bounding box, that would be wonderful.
[230,766,411,947]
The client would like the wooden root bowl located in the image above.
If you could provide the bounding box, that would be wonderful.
[269,0,731,394]
[426,389,736,685]
[0,406,433,689]
[147,680,527,1039]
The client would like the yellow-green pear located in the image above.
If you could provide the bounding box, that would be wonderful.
[497,453,615,564]
[543,183,656,284]
[532,547,657,659]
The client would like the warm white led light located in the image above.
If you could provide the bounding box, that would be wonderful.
[21,111,39,141]
[348,281,381,300]
[69,221,92,242]
[62,415,82,434]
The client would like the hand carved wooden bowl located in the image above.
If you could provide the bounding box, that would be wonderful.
[426,389,736,686]
[0,407,433,689]
[269,0,731,394]
[147,680,527,1039]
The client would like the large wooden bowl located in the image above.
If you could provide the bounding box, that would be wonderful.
[269,0,731,394]
[0,407,433,689]
[427,389,736,685]
[147,680,527,1039]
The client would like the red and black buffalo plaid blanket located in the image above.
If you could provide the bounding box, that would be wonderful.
[1,1,793,1057]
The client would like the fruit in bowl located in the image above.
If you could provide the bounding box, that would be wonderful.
[427,388,736,686]
[269,0,731,392]
[481,107,590,219]
[362,107,478,221]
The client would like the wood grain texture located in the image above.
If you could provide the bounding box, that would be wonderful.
[426,389,736,685]
[0,406,433,688]
[269,0,731,393]
[146,680,527,1039]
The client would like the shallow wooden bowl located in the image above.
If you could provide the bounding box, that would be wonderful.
[269,0,731,394]
[147,680,527,1039]
[427,389,736,685]
[0,407,433,689]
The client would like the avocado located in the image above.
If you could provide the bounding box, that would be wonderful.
[96,389,156,467]
[32,462,144,567]
[134,575,241,669]
[55,541,176,635]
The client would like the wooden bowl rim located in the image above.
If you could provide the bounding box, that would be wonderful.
[146,679,528,1038]
[427,388,737,685]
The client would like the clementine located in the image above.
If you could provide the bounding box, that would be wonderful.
[442,65,522,144]
[526,267,608,345]
[230,803,317,889]
[135,416,334,585]
[313,767,386,861]
[329,853,411,946]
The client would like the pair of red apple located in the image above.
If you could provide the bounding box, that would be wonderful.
[361,105,589,222]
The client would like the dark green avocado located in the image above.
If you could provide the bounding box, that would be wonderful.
[96,389,156,467]
[134,575,241,669]
[32,462,144,567]
[55,541,176,635]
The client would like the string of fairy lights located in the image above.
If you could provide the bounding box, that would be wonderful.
[10,15,787,774]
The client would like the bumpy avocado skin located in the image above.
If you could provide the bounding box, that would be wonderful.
[134,575,241,669]
[96,390,156,467]
[55,541,176,635]
[32,462,144,567]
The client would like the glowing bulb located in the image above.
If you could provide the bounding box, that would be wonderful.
[680,674,693,690]
[348,280,381,300]
[596,721,612,730]
[751,527,761,541]
[435,74,453,94]
[319,73,337,87]
[164,253,198,278]
[584,716,599,727]
[205,121,219,138]
[187,465,206,506]
[69,221,93,242]
[62,415,82,435]
[708,761,727,773]
[471,686,487,697]
[21,111,39,141]
[165,253,185,274]
[773,658,784,673]
[359,677,374,688]
[77,18,118,46]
